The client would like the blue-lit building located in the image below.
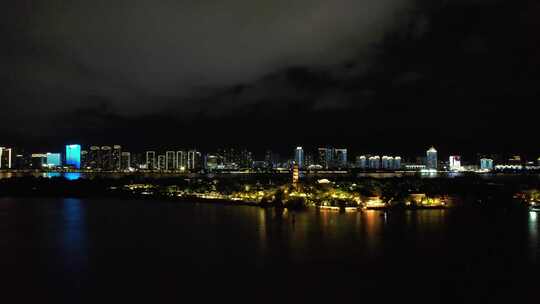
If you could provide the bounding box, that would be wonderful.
[480,158,494,170]
[66,144,81,169]
[426,147,438,170]
[46,153,61,167]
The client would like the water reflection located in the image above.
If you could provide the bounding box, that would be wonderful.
[61,198,88,275]
[529,211,539,262]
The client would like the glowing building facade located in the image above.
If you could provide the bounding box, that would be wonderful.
[480,158,494,170]
[449,156,462,171]
[46,153,61,167]
[65,144,81,169]
[426,147,438,170]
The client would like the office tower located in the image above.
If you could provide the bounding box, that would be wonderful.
[335,148,347,168]
[14,154,28,169]
[265,150,280,168]
[121,152,131,170]
[480,158,494,170]
[65,144,81,169]
[146,151,156,170]
[304,153,314,168]
[165,151,176,171]
[426,147,438,170]
[449,156,461,171]
[356,155,367,169]
[81,150,88,168]
[394,157,402,170]
[294,147,304,169]
[89,146,101,169]
[188,150,202,170]
[369,156,381,169]
[112,145,122,171]
[382,156,393,170]
[46,153,61,168]
[0,147,13,169]
[101,146,112,170]
[157,155,166,170]
[176,151,186,171]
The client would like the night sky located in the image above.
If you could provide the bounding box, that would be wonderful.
[3,0,539,157]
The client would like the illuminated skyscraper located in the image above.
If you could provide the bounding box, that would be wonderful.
[449,156,461,171]
[294,147,304,169]
[318,147,333,169]
[0,147,13,169]
[65,144,81,169]
[369,156,381,169]
[382,156,393,170]
[146,151,156,170]
[426,147,438,170]
[166,151,176,171]
[112,145,122,171]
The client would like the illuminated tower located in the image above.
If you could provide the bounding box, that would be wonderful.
[292,163,299,184]
[65,144,81,169]
[449,156,461,171]
[121,152,131,170]
[294,147,304,169]
[426,147,438,170]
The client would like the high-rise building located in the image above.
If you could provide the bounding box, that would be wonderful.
[294,147,304,169]
[369,156,381,169]
[101,146,112,171]
[157,155,166,170]
[382,156,393,170]
[176,151,186,171]
[121,152,131,170]
[394,157,402,170]
[65,144,81,169]
[480,158,494,170]
[187,150,202,170]
[356,155,367,169]
[426,147,438,170]
[0,147,13,169]
[146,151,156,170]
[112,145,122,171]
[166,151,176,171]
[449,156,462,171]
[89,146,101,169]
[46,153,61,168]
[335,148,347,168]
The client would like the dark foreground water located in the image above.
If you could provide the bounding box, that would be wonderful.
[1,198,539,303]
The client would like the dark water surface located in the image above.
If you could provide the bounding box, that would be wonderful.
[1,197,539,303]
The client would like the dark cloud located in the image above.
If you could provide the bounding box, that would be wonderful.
[2,0,540,156]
